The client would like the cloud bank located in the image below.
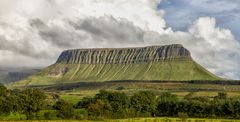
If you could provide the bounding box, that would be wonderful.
[159,0,240,40]
[0,0,239,79]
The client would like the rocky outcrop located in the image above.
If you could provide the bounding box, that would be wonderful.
[48,67,68,77]
[56,44,191,64]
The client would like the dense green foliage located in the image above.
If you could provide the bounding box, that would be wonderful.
[53,100,74,119]
[75,90,240,119]
[0,84,46,119]
[2,83,240,120]
[21,89,47,119]
[130,91,156,117]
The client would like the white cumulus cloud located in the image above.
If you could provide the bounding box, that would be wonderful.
[0,0,239,79]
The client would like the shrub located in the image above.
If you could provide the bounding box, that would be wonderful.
[74,109,88,120]
[53,100,74,119]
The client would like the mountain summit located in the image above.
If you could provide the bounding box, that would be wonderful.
[12,44,220,87]
[56,44,191,64]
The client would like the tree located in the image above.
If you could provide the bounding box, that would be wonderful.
[53,100,74,119]
[215,92,227,99]
[156,92,179,116]
[187,100,207,117]
[0,84,7,97]
[221,99,234,117]
[92,90,130,118]
[94,90,111,101]
[21,89,46,120]
[178,100,189,114]
[75,97,95,109]
[107,91,130,118]
[211,99,225,117]
[0,97,11,115]
[5,94,24,114]
[130,91,156,117]
[88,99,112,119]
[233,99,240,118]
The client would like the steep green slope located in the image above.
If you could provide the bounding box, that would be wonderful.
[12,60,219,87]
[10,44,221,87]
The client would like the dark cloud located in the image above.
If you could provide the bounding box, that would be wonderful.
[0,35,48,58]
[0,0,239,79]
[29,18,47,30]
[39,28,78,47]
[29,16,146,50]
[29,18,87,48]
[69,16,145,46]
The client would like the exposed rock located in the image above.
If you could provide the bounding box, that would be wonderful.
[56,44,191,64]
[10,44,221,88]
[48,67,68,77]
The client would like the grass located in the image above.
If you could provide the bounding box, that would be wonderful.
[172,91,240,98]
[0,117,240,122]
[52,89,240,105]
[58,90,98,104]
[59,94,83,104]
[0,112,25,121]
[10,60,220,88]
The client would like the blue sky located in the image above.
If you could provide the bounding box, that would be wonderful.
[158,0,240,40]
[0,0,239,79]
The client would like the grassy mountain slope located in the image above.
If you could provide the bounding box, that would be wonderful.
[11,59,220,87]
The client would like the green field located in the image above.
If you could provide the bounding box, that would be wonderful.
[58,91,240,105]
[0,117,239,122]
[59,90,98,104]
[3,82,240,121]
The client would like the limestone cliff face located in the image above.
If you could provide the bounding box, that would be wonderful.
[11,44,220,88]
[56,44,191,64]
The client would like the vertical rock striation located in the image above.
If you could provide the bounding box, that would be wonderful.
[56,44,191,64]
[11,44,221,87]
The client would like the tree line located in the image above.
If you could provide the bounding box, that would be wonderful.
[75,90,240,119]
[1,83,240,120]
[0,84,46,119]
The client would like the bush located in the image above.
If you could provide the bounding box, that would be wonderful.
[53,100,74,119]
[74,109,88,120]
[75,97,95,109]
[74,90,240,119]
[115,86,125,90]
[88,99,112,119]
[130,91,156,117]
[178,112,188,122]
[44,112,51,120]
[43,111,57,120]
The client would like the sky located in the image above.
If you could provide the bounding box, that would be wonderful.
[0,0,239,79]
[159,0,240,40]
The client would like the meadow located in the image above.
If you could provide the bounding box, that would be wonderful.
[3,81,240,121]
[54,81,240,105]
[0,117,240,122]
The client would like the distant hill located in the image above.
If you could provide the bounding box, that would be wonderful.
[0,68,40,84]
[11,44,221,88]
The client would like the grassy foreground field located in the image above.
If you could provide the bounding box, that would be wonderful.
[0,117,239,122]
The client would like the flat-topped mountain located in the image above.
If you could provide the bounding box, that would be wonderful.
[56,44,191,64]
[11,44,220,87]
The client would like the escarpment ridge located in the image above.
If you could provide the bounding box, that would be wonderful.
[11,44,221,88]
[56,44,191,64]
